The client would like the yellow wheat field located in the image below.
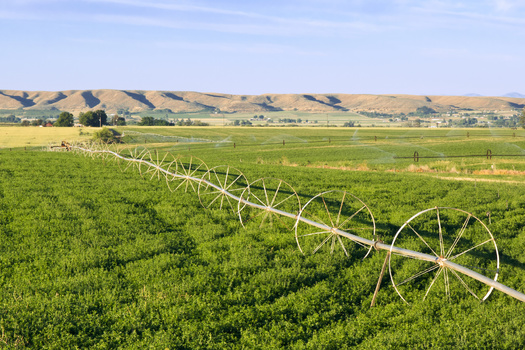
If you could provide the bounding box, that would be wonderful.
[0,126,98,149]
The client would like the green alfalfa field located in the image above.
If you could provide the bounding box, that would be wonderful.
[1,126,525,348]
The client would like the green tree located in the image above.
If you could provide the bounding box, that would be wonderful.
[520,108,525,129]
[31,119,44,126]
[138,116,156,126]
[55,112,74,127]
[138,116,171,126]
[416,106,437,115]
[79,110,108,127]
[79,111,94,126]
[111,114,126,126]
[93,110,108,126]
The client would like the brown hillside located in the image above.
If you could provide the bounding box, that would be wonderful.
[0,89,523,115]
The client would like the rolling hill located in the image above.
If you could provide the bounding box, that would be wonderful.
[0,89,523,115]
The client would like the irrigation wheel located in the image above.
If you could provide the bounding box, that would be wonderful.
[69,141,82,154]
[238,178,301,230]
[295,190,376,258]
[198,165,249,212]
[141,151,177,181]
[389,207,499,304]
[99,144,114,161]
[105,143,125,164]
[119,146,148,173]
[116,146,134,172]
[166,155,208,193]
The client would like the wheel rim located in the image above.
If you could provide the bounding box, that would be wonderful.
[166,155,208,193]
[389,207,499,304]
[238,178,301,230]
[198,165,249,212]
[295,190,376,258]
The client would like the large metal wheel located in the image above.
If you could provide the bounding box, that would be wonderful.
[389,207,499,304]
[198,165,249,212]
[99,143,113,161]
[295,190,376,257]
[119,146,148,173]
[166,155,208,193]
[238,178,301,230]
[141,151,177,181]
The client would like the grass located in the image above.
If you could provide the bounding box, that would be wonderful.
[112,126,525,177]
[1,147,524,348]
[4,126,525,178]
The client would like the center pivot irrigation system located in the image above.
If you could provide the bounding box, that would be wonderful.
[50,141,525,305]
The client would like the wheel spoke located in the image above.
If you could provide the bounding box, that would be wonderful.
[343,227,374,231]
[223,166,230,189]
[201,190,223,196]
[449,268,480,300]
[188,179,197,193]
[398,264,440,286]
[444,267,450,300]
[338,205,366,229]
[124,160,133,172]
[269,180,283,207]
[337,235,350,257]
[193,162,205,172]
[407,223,439,258]
[445,214,471,259]
[336,191,347,227]
[188,157,193,175]
[274,213,293,231]
[219,194,225,210]
[249,192,267,207]
[423,267,443,301]
[272,193,296,209]
[437,208,444,257]
[312,233,334,254]
[225,174,244,191]
[321,196,335,228]
[262,179,270,206]
[213,170,222,189]
[260,212,269,227]
[244,210,266,224]
[225,194,235,212]
[174,179,186,192]
[206,193,222,209]
[228,188,245,192]
[330,235,336,254]
[303,210,330,229]
[449,238,493,261]
[297,231,330,238]
[350,239,370,249]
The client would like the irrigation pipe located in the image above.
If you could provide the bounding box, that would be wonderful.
[64,143,525,303]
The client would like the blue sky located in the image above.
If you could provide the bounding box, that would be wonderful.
[0,0,523,96]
